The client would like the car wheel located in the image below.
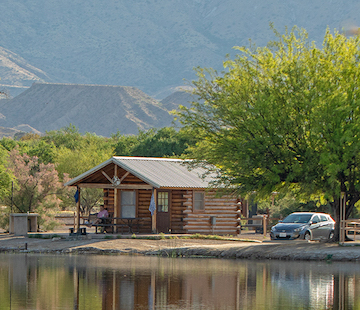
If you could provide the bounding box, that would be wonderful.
[304,231,311,241]
[329,231,334,240]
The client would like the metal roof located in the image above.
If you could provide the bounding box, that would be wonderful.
[64,156,216,189]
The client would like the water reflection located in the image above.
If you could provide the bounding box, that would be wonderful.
[1,254,360,309]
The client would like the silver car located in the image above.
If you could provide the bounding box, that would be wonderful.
[270,212,335,241]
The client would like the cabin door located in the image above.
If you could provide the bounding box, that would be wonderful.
[156,191,170,233]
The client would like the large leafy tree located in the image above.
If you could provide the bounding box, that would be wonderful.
[177,26,360,240]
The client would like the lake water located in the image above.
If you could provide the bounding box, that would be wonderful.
[0,254,359,309]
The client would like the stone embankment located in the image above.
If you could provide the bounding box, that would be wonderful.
[1,233,360,261]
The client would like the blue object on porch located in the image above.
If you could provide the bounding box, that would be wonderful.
[74,187,79,203]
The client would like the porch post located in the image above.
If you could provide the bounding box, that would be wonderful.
[76,187,81,232]
[340,192,346,244]
[114,188,118,218]
[152,188,157,233]
[114,165,118,231]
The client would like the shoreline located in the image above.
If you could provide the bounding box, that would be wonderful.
[1,233,360,261]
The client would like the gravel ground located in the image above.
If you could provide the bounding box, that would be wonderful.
[1,230,360,261]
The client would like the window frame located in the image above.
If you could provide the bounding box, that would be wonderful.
[320,214,328,222]
[311,215,320,224]
[193,191,205,212]
[157,191,169,213]
[120,190,137,218]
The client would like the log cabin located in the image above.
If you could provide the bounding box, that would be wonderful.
[64,156,241,235]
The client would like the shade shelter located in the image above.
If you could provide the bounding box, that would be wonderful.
[64,156,240,235]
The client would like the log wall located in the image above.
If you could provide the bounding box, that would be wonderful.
[137,189,153,233]
[170,190,187,233]
[103,188,114,215]
[183,190,240,235]
[103,188,239,235]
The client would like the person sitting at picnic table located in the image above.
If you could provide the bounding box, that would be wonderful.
[93,205,109,225]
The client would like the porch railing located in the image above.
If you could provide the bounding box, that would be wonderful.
[340,219,360,243]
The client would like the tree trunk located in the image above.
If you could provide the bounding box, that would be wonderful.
[330,192,359,242]
[331,198,340,242]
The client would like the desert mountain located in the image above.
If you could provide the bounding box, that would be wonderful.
[0,1,359,99]
[0,47,52,97]
[0,83,184,137]
[0,124,42,139]
[160,89,195,112]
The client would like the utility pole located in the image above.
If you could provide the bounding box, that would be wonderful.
[10,181,13,213]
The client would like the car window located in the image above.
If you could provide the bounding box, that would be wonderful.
[320,215,328,222]
[282,214,312,223]
[312,215,320,223]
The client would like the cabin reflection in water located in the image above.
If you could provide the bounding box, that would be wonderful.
[92,268,240,309]
[3,254,360,309]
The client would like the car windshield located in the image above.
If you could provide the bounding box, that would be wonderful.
[282,214,312,224]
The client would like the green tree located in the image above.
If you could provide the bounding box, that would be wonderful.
[129,127,197,157]
[177,26,360,240]
[0,134,56,164]
[112,133,140,156]
[112,127,198,158]
[0,146,13,199]
[53,127,113,215]
[43,124,83,150]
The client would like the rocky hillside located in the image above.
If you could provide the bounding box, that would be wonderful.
[0,1,359,98]
[0,83,183,137]
[0,124,41,139]
[0,46,52,98]
[160,89,194,112]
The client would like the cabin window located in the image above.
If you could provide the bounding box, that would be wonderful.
[157,192,169,212]
[193,191,205,211]
[121,190,136,218]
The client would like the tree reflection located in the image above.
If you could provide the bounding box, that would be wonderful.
[1,254,360,309]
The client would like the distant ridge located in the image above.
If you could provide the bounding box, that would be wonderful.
[0,83,175,136]
[0,46,53,97]
[1,0,357,97]
[0,124,41,139]
[160,90,194,112]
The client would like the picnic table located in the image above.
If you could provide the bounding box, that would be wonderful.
[93,217,145,234]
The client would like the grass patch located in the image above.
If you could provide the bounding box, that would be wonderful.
[104,235,114,239]
[142,236,160,240]
[28,234,43,239]
[28,234,63,239]
[181,234,223,240]
[159,233,166,240]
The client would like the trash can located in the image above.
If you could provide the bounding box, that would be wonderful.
[9,213,39,236]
